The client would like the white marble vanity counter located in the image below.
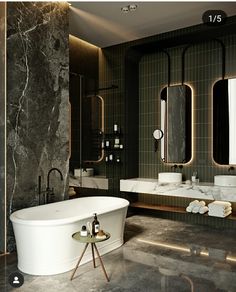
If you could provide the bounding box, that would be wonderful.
[120,178,236,202]
[70,175,108,190]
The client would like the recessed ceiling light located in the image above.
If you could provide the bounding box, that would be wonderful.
[129,4,137,12]
[121,6,129,13]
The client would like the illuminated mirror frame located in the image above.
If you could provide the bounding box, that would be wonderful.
[213,78,236,165]
[160,84,192,164]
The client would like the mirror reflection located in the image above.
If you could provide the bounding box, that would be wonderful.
[213,78,236,165]
[82,95,104,162]
[160,85,192,163]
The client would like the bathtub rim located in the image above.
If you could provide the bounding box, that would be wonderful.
[10,196,129,226]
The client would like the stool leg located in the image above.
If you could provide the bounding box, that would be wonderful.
[70,243,89,281]
[93,243,109,282]
[91,243,96,268]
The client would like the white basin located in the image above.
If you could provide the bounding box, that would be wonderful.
[214,175,236,187]
[158,172,182,184]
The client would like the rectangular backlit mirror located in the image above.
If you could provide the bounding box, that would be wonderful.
[213,78,236,165]
[160,84,192,164]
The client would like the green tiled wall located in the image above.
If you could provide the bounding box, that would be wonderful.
[139,36,236,181]
[99,18,236,226]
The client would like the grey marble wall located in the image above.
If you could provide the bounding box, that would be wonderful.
[7,2,69,251]
[0,3,6,253]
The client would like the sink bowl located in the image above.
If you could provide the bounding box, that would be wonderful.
[214,175,236,187]
[158,172,182,184]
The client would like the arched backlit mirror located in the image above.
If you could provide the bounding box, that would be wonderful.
[213,78,236,165]
[160,85,192,163]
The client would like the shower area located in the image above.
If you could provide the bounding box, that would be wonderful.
[69,72,105,173]
[0,3,6,255]
[69,35,106,184]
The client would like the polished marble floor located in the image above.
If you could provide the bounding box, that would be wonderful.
[1,215,236,292]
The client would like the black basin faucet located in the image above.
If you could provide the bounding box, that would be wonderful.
[45,168,63,203]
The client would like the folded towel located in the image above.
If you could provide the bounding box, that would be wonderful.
[208,206,232,214]
[208,210,232,218]
[199,206,209,214]
[208,205,231,212]
[208,201,231,208]
[186,206,193,212]
[208,209,232,217]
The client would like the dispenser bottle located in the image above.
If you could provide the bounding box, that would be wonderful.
[92,213,100,235]
[80,225,88,237]
[114,123,118,134]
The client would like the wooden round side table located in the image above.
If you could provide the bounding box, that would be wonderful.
[70,232,110,282]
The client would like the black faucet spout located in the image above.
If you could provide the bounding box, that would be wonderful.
[47,167,63,190]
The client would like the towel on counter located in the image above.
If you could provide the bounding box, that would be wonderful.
[208,201,231,208]
[189,200,199,206]
[208,206,232,213]
[208,209,232,218]
[187,200,207,214]
[199,206,209,214]
[186,206,193,212]
[192,206,201,213]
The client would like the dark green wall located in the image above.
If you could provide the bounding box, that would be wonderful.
[99,16,236,226]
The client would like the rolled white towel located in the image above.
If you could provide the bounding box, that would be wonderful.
[208,201,231,208]
[199,201,206,207]
[208,209,232,218]
[192,206,200,213]
[189,200,199,206]
[199,206,209,214]
[186,206,193,212]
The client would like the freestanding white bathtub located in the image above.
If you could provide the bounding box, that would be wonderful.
[10,196,129,275]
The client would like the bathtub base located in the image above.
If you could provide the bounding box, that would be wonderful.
[18,238,123,276]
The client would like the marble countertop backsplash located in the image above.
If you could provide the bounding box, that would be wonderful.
[120,178,236,202]
[69,175,108,190]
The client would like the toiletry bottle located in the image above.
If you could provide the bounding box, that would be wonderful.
[105,140,110,149]
[109,153,113,162]
[195,172,199,184]
[192,172,197,183]
[114,137,120,148]
[80,225,88,237]
[114,123,118,134]
[92,213,100,236]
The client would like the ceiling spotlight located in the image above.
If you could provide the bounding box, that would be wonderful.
[121,6,129,13]
[129,4,137,12]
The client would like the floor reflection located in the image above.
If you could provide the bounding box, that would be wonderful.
[1,215,236,292]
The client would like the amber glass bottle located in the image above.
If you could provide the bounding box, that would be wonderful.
[92,213,100,235]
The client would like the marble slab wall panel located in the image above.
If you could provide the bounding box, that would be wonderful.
[0,2,6,253]
[7,2,69,251]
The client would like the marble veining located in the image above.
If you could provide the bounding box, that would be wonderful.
[69,175,109,190]
[0,2,6,253]
[6,2,69,251]
[120,178,236,202]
